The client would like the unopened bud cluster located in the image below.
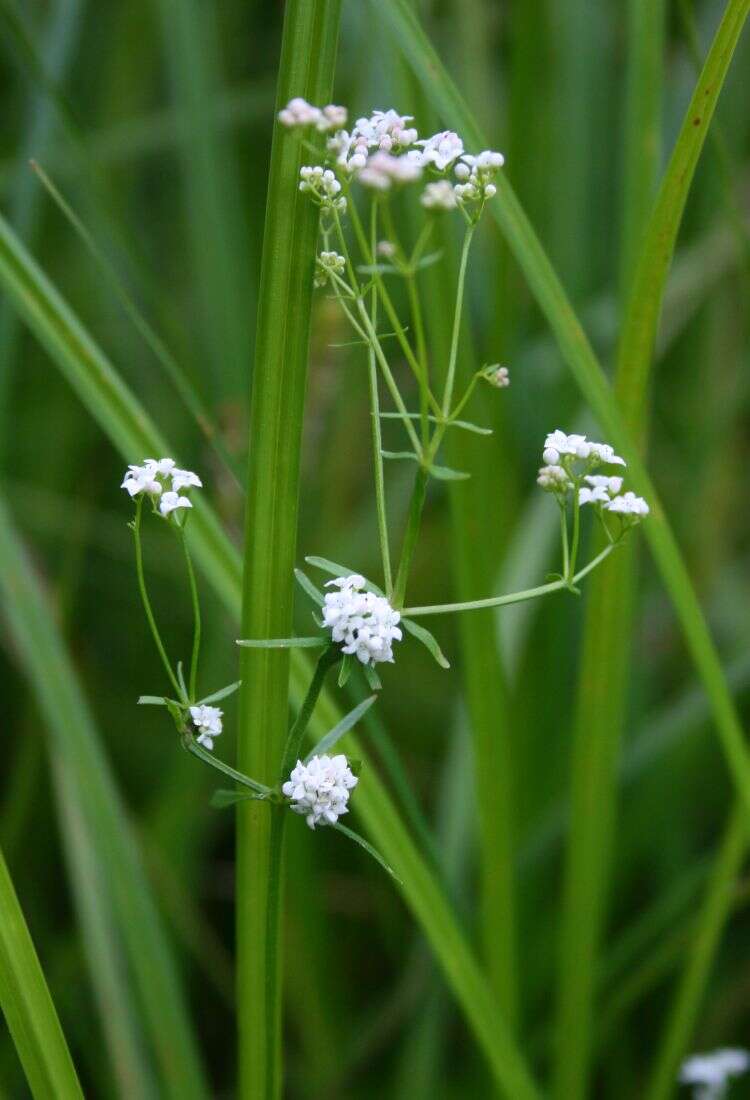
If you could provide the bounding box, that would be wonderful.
[298,166,347,213]
[314,251,346,287]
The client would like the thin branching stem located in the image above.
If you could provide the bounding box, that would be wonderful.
[178,526,201,701]
[132,499,182,698]
[367,202,393,594]
[441,225,475,416]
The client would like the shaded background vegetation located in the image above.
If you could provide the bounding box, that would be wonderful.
[0,0,749,1096]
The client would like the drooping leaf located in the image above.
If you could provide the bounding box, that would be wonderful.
[402,618,451,669]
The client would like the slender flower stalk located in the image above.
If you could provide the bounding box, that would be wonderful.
[132,499,182,699]
[179,528,202,701]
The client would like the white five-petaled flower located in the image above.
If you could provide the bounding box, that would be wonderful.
[278,97,347,133]
[420,180,458,211]
[323,574,402,666]
[357,151,422,190]
[606,491,650,517]
[413,130,464,170]
[537,465,572,493]
[190,704,223,751]
[121,458,202,512]
[679,1048,750,1099]
[282,753,358,829]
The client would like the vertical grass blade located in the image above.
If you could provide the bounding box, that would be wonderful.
[236,2,342,1095]
[0,844,83,1099]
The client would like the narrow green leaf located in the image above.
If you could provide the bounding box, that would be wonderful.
[331,821,402,883]
[305,695,378,762]
[236,636,326,649]
[137,695,169,706]
[427,463,470,482]
[337,655,353,688]
[378,412,492,435]
[294,567,324,606]
[210,789,271,809]
[196,680,241,705]
[0,845,83,1099]
[381,448,419,462]
[402,618,451,669]
[362,663,383,692]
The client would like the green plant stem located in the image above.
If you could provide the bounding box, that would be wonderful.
[367,202,393,594]
[567,483,582,582]
[441,226,474,417]
[403,543,617,617]
[393,465,429,607]
[280,646,342,779]
[132,499,182,698]
[559,503,571,579]
[178,527,201,701]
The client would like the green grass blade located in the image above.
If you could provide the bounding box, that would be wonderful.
[0,844,83,1099]
[375,0,750,827]
[0,494,210,1098]
[0,175,542,1099]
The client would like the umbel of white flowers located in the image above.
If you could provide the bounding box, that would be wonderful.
[536,430,649,518]
[679,1048,750,1099]
[279,99,503,219]
[282,754,359,829]
[323,574,402,665]
[121,458,202,517]
[189,704,223,751]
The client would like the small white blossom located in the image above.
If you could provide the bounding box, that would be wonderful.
[323,574,402,665]
[122,457,202,504]
[314,250,346,287]
[679,1049,750,1100]
[121,463,162,498]
[159,491,192,517]
[537,465,572,493]
[486,365,510,388]
[421,179,457,211]
[299,166,347,212]
[358,152,422,190]
[282,753,358,829]
[377,239,396,258]
[579,485,611,505]
[145,458,177,478]
[585,474,624,494]
[355,109,418,151]
[606,492,649,517]
[542,430,591,465]
[588,441,626,467]
[413,130,464,170]
[190,704,223,750]
[172,468,203,491]
[278,97,347,133]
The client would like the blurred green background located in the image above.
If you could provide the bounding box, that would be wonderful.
[0,0,749,1096]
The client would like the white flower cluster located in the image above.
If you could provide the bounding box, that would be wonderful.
[314,250,346,287]
[421,179,457,211]
[323,574,402,666]
[328,108,419,173]
[282,753,358,829]
[358,151,422,191]
[189,704,223,751]
[298,166,346,212]
[454,150,504,206]
[121,458,202,518]
[413,130,465,170]
[679,1049,750,1099]
[537,431,649,518]
[485,364,510,388]
[278,96,347,133]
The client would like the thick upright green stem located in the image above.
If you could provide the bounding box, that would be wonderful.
[236,2,342,1097]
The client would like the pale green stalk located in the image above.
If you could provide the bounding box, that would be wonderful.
[178,527,202,701]
[133,499,182,699]
[440,225,474,416]
[367,202,393,593]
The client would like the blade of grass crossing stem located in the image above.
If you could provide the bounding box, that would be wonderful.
[553,3,666,1096]
[0,844,83,1099]
[236,2,343,1096]
[375,0,750,833]
[0,495,209,1098]
[0,199,541,1098]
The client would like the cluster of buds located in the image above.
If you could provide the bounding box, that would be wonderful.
[537,431,649,522]
[322,574,403,666]
[314,250,346,288]
[282,753,359,829]
[483,364,510,388]
[329,108,419,174]
[189,704,223,751]
[278,96,347,133]
[121,458,202,519]
[298,166,347,213]
[454,151,505,214]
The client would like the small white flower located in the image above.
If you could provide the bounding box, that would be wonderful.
[282,753,358,829]
[159,491,192,517]
[278,96,321,128]
[377,239,396,258]
[679,1049,750,1099]
[420,180,458,211]
[414,130,464,170]
[318,104,348,132]
[190,704,223,751]
[537,465,572,493]
[579,485,611,505]
[542,430,590,465]
[486,364,510,388]
[322,574,402,665]
[606,491,649,517]
[145,458,177,478]
[171,468,203,492]
[588,441,626,467]
[585,474,624,495]
[121,464,162,498]
[357,151,422,190]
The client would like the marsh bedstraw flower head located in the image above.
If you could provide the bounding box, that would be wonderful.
[282,753,358,829]
[278,97,347,133]
[314,250,346,287]
[537,465,572,494]
[358,151,422,191]
[485,364,510,388]
[299,166,347,213]
[578,474,624,506]
[190,704,223,751]
[421,180,458,211]
[377,239,396,258]
[323,574,402,665]
[413,130,464,171]
[606,491,650,517]
[454,150,504,213]
[121,458,202,512]
[679,1049,750,1099]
